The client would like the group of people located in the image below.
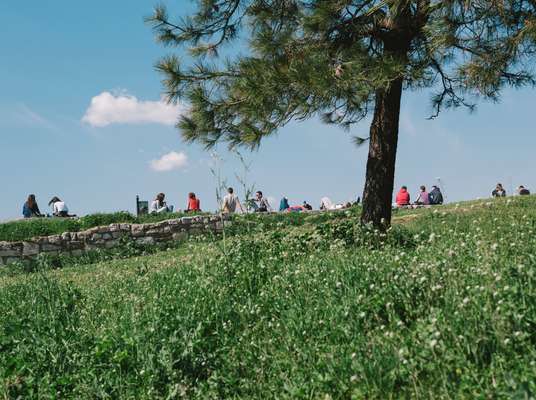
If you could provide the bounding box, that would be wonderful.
[21,181,533,219]
[149,192,201,214]
[22,195,73,218]
[492,183,531,198]
[395,185,444,208]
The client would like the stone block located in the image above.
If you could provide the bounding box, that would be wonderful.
[111,232,123,239]
[67,241,84,250]
[109,224,121,232]
[22,242,40,256]
[136,236,155,245]
[91,233,103,241]
[102,233,112,240]
[104,240,120,249]
[41,244,61,252]
[0,246,21,257]
[120,224,131,231]
[48,235,62,244]
[181,217,193,224]
[131,225,145,237]
[61,232,71,241]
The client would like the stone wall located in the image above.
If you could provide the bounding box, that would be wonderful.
[0,215,228,266]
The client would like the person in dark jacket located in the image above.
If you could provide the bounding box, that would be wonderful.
[429,185,444,205]
[517,186,531,196]
[492,183,506,198]
[302,201,313,211]
[22,194,42,218]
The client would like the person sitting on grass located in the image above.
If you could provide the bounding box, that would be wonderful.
[48,196,71,217]
[517,185,531,195]
[279,197,290,212]
[150,193,171,214]
[22,194,43,218]
[221,187,244,214]
[302,201,313,211]
[429,185,444,205]
[414,185,430,206]
[395,186,410,207]
[255,191,272,212]
[492,183,507,198]
[186,192,201,212]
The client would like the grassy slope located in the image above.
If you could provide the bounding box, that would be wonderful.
[1,197,535,398]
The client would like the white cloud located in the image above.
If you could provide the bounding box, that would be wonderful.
[150,151,188,172]
[82,91,184,127]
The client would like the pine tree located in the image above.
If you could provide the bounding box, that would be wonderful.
[148,1,535,228]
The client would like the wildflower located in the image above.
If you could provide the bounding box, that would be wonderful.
[429,339,438,348]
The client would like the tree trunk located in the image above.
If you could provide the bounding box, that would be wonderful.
[361,76,404,229]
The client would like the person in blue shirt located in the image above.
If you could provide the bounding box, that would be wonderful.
[279,197,290,211]
[22,194,42,218]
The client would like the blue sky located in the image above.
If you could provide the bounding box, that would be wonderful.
[1,1,535,221]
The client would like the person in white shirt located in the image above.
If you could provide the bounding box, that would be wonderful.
[150,193,171,214]
[48,196,70,217]
[221,187,244,214]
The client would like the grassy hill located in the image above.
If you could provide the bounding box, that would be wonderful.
[1,196,535,398]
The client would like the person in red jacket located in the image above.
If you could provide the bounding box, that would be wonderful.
[186,192,201,212]
[395,186,410,207]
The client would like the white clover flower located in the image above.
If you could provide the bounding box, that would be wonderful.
[429,339,438,348]
[350,375,358,382]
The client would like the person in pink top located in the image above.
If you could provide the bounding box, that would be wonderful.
[414,185,430,205]
[395,186,410,207]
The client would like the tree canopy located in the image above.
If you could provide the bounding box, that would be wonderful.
[148,1,536,226]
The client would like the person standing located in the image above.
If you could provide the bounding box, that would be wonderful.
[221,187,244,214]
[22,194,42,218]
[279,197,290,211]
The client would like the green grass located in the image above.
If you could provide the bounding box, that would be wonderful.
[0,211,208,242]
[1,196,535,398]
